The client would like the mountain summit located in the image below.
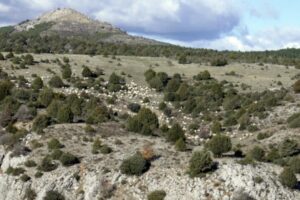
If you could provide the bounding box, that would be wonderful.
[12,8,162,45]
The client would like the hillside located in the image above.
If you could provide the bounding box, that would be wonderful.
[0,51,299,200]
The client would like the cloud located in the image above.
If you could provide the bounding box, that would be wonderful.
[93,0,241,40]
[0,3,10,12]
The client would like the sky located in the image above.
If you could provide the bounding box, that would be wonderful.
[0,0,300,51]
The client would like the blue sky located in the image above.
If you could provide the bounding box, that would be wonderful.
[0,0,300,51]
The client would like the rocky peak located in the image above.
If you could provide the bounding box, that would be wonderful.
[37,8,94,24]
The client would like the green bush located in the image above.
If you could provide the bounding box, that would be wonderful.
[127,108,159,135]
[279,167,297,189]
[24,54,34,65]
[51,149,63,160]
[166,123,185,143]
[144,69,156,82]
[82,66,95,78]
[189,150,214,177]
[193,70,211,81]
[38,88,54,107]
[147,190,166,200]
[24,160,37,167]
[248,146,265,161]
[288,157,300,173]
[57,105,73,123]
[279,139,299,157]
[6,167,25,176]
[85,106,110,124]
[100,145,113,154]
[0,80,13,101]
[24,188,36,200]
[47,100,62,118]
[59,152,80,166]
[20,174,31,182]
[48,76,64,88]
[32,115,51,133]
[48,138,63,150]
[92,138,102,154]
[211,121,222,134]
[211,58,228,66]
[44,190,65,200]
[31,76,44,90]
[206,134,232,157]
[175,138,186,152]
[39,156,58,172]
[120,153,149,176]
[62,66,72,79]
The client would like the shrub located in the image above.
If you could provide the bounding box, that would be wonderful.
[165,78,180,92]
[147,190,166,200]
[47,100,62,118]
[166,123,185,143]
[24,188,36,200]
[193,70,211,81]
[20,174,31,182]
[6,167,25,176]
[248,146,265,161]
[293,80,300,93]
[92,138,102,154]
[127,108,159,135]
[189,150,214,177]
[24,160,37,167]
[288,157,300,174]
[34,171,43,178]
[6,52,14,59]
[178,54,188,64]
[120,153,149,176]
[38,88,54,107]
[59,152,80,166]
[175,138,186,152]
[31,76,44,90]
[44,190,65,200]
[82,66,95,78]
[144,69,156,82]
[211,58,228,66]
[0,80,13,101]
[85,106,110,124]
[206,134,232,157]
[257,132,272,140]
[62,66,72,79]
[149,76,164,91]
[39,156,58,172]
[51,149,63,160]
[100,145,113,154]
[127,103,141,113]
[24,54,34,65]
[57,105,73,123]
[279,139,299,157]
[47,138,63,150]
[48,76,64,88]
[279,167,297,189]
[32,115,51,133]
[211,121,222,134]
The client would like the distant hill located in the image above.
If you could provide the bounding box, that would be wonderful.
[15,8,164,45]
[0,8,300,66]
